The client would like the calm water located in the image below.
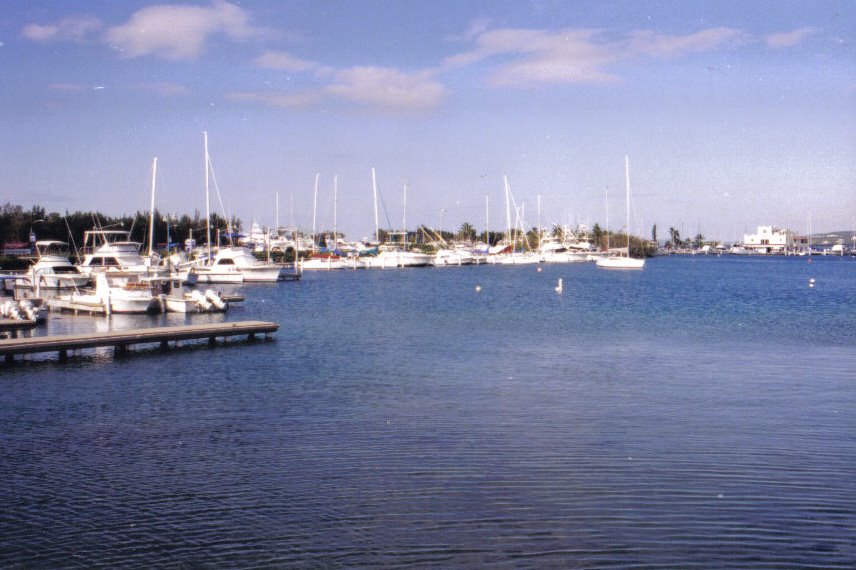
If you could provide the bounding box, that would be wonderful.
[1,255,854,568]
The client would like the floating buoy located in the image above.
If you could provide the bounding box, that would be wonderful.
[475,285,482,293]
[809,278,816,283]
[536,267,542,272]
[554,278,563,293]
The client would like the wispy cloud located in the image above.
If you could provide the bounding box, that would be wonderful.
[254,50,318,72]
[226,90,320,109]
[232,65,448,112]
[104,0,264,60]
[325,66,448,111]
[766,27,818,49]
[445,26,747,87]
[626,28,747,58]
[22,16,102,42]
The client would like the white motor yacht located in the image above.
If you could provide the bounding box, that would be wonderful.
[59,272,161,314]
[78,230,166,278]
[29,240,90,289]
[194,246,285,283]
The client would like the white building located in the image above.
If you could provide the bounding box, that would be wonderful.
[743,225,796,254]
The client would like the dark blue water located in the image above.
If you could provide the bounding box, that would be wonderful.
[2,256,855,568]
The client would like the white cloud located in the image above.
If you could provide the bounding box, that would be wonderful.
[445,26,748,87]
[325,66,448,111]
[766,27,818,49]
[104,0,263,60]
[226,90,320,108]
[626,28,746,58]
[254,50,317,72]
[22,16,102,42]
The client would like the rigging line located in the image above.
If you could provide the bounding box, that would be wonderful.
[375,182,393,232]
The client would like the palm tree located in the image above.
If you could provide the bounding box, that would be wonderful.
[458,222,476,242]
[668,226,681,248]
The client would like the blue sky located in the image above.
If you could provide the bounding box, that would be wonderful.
[2,0,854,242]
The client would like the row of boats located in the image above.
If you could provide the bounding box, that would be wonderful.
[3,228,298,317]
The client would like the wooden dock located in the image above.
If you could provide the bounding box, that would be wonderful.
[0,319,38,339]
[0,320,278,363]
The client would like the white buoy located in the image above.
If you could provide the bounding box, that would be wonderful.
[536,266,542,272]
[554,278,563,293]
[809,278,816,283]
[475,285,482,293]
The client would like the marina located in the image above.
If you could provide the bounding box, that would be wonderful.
[1,1,854,566]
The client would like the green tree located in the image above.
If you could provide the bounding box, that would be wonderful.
[458,221,476,242]
[668,226,681,248]
[591,223,604,250]
[651,223,657,244]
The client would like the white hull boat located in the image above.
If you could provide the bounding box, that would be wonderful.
[29,240,91,290]
[194,247,285,283]
[58,273,161,314]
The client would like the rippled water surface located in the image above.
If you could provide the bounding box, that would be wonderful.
[2,256,855,568]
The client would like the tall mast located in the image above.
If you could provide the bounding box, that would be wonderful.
[148,157,157,258]
[333,175,338,249]
[312,173,319,252]
[485,193,489,246]
[605,187,610,251]
[372,167,379,243]
[204,131,211,262]
[537,194,542,249]
[625,154,631,257]
[402,183,408,236]
[275,192,279,231]
[503,176,511,244]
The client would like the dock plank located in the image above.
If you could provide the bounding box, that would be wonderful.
[0,320,278,360]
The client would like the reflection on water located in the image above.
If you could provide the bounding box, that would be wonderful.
[1,257,855,567]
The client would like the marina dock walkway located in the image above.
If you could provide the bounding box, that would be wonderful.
[1,320,278,363]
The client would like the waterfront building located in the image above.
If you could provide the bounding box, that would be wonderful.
[742,225,797,254]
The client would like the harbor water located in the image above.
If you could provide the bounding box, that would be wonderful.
[1,255,854,567]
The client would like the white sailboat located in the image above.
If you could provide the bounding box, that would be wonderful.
[363,170,432,268]
[191,132,288,283]
[597,156,646,270]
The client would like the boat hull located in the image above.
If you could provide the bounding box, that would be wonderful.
[596,256,646,269]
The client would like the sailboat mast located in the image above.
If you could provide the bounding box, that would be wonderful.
[148,157,157,258]
[312,173,319,252]
[485,193,490,246]
[605,187,610,251]
[204,131,212,262]
[333,175,338,250]
[372,167,379,244]
[403,183,407,237]
[625,154,631,257]
[503,176,511,244]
